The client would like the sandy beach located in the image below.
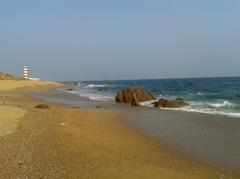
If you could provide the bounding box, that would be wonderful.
[0,81,239,178]
[34,89,240,173]
[2,0,240,177]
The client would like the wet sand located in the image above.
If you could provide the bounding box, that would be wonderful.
[33,89,240,174]
[125,109,240,173]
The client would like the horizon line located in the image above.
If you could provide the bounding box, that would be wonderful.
[59,75,240,82]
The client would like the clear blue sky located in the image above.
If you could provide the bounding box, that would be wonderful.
[1,0,240,81]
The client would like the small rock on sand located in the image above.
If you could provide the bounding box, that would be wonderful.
[34,104,50,109]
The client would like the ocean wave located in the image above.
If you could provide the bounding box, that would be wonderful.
[188,100,237,109]
[140,99,240,118]
[169,106,240,118]
[162,100,240,118]
[84,84,108,88]
[207,101,236,108]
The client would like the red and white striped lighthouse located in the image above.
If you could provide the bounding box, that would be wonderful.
[23,65,28,79]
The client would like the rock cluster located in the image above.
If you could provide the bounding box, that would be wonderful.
[153,98,188,108]
[115,88,156,106]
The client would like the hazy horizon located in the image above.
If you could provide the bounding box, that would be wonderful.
[61,75,240,83]
[1,0,240,81]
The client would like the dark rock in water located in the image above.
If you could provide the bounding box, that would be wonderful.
[34,104,50,109]
[66,88,75,91]
[96,105,102,108]
[153,98,188,108]
[115,87,156,106]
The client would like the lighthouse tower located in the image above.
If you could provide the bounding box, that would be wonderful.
[23,65,28,79]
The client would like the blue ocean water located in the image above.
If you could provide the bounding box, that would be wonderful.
[65,77,240,117]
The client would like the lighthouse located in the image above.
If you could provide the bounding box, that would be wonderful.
[23,65,40,81]
[23,65,28,79]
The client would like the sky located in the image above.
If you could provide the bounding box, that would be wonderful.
[1,0,240,81]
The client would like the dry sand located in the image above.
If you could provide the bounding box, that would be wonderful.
[0,106,27,136]
[0,80,239,178]
[0,80,61,92]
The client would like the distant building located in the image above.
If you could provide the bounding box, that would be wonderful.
[23,65,40,81]
[28,77,41,81]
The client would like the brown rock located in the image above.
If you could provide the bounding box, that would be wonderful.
[123,89,133,104]
[115,91,124,103]
[153,98,168,108]
[147,92,156,100]
[153,98,188,108]
[115,88,156,106]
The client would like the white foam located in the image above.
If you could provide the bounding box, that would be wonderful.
[165,106,240,118]
[78,92,114,102]
[139,100,158,107]
[85,84,108,88]
[207,101,236,108]
[65,87,113,101]
[87,94,114,101]
[148,99,240,118]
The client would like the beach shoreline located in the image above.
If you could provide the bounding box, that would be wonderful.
[0,81,239,178]
[32,88,240,175]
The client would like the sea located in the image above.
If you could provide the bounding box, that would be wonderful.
[64,77,240,118]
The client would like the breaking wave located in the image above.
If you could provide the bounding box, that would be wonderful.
[207,101,236,108]
[84,84,108,88]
